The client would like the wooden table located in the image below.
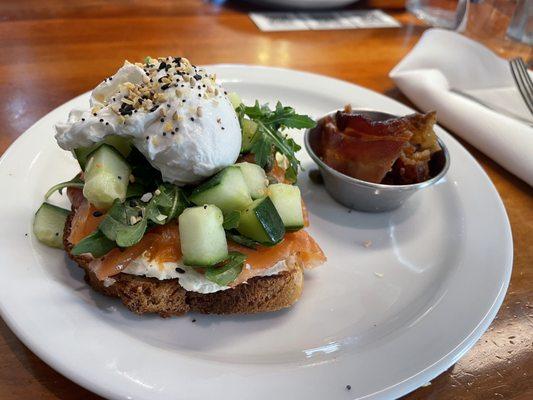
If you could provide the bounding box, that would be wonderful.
[0,1,531,399]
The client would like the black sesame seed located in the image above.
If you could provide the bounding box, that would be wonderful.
[167,103,171,107]
[175,267,185,273]
[99,118,104,122]
[161,84,170,90]
[173,57,182,64]
[224,91,227,95]
[190,117,195,121]
[117,176,122,180]
[81,118,85,121]
[146,136,149,140]
[180,84,185,88]
[203,205,207,209]
[158,61,167,71]
[193,74,202,81]
[162,132,166,136]
[160,118,164,122]
[346,385,351,391]
[112,97,116,101]
[105,122,109,125]
[150,105,159,112]
[171,132,175,135]
[197,85,201,90]
[157,76,164,83]
[55,232,59,236]
[93,113,97,116]
[191,319,196,323]
[119,103,134,116]
[24,233,28,237]
[109,77,113,81]
[202,84,206,88]
[92,211,103,217]
[149,78,153,83]
[221,126,225,130]
[198,93,201,97]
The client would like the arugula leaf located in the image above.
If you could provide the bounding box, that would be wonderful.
[236,101,315,182]
[222,211,240,230]
[226,232,258,249]
[146,183,189,225]
[71,230,116,257]
[44,176,84,199]
[99,199,148,247]
[205,251,247,286]
[126,182,147,198]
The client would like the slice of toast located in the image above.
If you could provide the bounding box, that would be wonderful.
[63,209,303,317]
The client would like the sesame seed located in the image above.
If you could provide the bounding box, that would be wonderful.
[93,113,97,116]
[346,385,351,391]
[145,136,149,140]
[99,119,104,122]
[81,118,85,121]
[160,118,164,122]
[163,132,166,136]
[190,117,194,121]
[221,126,225,130]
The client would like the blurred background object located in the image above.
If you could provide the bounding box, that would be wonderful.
[406,0,469,29]
[243,0,360,9]
[464,0,532,62]
[406,0,532,62]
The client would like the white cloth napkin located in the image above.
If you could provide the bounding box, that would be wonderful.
[390,28,533,186]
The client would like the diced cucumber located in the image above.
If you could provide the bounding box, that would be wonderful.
[235,162,268,199]
[178,205,228,266]
[83,145,131,210]
[268,183,305,231]
[74,135,132,170]
[33,203,70,248]
[227,92,242,109]
[237,197,285,245]
[189,166,252,215]
[240,119,258,152]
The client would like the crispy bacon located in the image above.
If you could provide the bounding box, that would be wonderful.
[312,108,440,184]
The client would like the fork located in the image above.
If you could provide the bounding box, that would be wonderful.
[509,57,533,116]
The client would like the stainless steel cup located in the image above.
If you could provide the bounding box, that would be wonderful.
[304,110,451,212]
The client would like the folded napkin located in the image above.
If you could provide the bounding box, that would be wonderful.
[390,28,533,186]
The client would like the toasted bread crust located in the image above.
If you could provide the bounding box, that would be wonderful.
[63,209,303,317]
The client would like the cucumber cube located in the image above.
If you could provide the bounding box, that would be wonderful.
[83,145,131,210]
[237,197,285,246]
[267,183,305,231]
[235,162,268,199]
[179,205,229,266]
[33,203,70,248]
[189,166,252,215]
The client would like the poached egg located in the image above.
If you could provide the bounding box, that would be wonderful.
[55,57,241,185]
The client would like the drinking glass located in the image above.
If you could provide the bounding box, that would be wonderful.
[406,0,469,29]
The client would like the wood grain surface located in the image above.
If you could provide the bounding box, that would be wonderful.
[0,1,531,399]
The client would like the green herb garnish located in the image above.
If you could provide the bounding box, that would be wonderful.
[44,176,84,200]
[71,230,116,257]
[205,251,247,286]
[222,210,241,230]
[225,232,258,249]
[236,101,316,182]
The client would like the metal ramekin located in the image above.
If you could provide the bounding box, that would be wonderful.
[304,110,451,212]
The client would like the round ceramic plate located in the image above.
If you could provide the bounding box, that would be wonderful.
[0,65,512,400]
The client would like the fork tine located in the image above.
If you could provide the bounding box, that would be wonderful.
[516,58,533,100]
[510,58,533,115]
[510,58,533,113]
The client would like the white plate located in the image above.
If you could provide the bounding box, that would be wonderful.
[0,65,512,400]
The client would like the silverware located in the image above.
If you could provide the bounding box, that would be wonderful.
[449,88,533,127]
[304,110,450,213]
[510,57,533,116]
